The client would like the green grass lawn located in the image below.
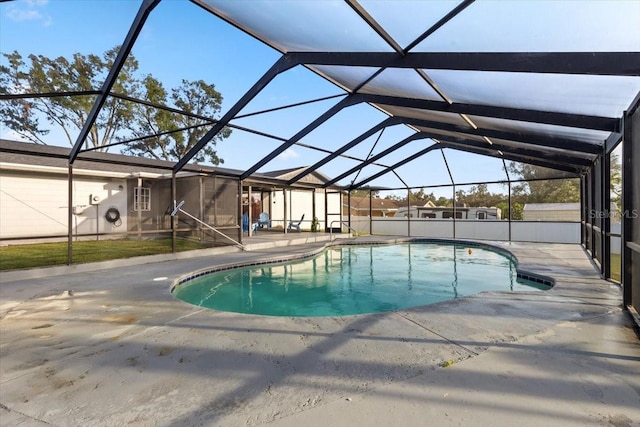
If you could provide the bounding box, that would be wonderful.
[610,252,621,282]
[0,238,209,271]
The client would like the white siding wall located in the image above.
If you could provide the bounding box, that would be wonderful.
[0,173,127,240]
[270,190,285,228]
[289,190,312,230]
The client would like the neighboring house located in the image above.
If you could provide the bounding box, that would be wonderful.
[523,202,619,221]
[343,196,400,217]
[394,201,502,220]
[523,203,581,221]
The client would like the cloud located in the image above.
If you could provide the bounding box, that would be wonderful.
[277,148,299,161]
[5,0,51,26]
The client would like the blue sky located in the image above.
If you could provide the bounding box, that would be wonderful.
[0,0,634,196]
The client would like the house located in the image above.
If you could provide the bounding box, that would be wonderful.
[394,201,502,220]
[523,202,619,221]
[343,195,400,217]
[241,167,342,232]
[0,139,340,243]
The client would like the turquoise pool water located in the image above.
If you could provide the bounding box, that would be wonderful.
[172,243,550,317]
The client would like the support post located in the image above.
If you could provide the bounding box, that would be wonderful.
[248,185,253,237]
[622,115,633,306]
[603,151,611,278]
[238,180,243,243]
[312,188,317,233]
[137,177,143,240]
[367,190,372,235]
[283,188,288,234]
[67,164,73,265]
[172,172,177,253]
[452,185,457,239]
[407,188,411,237]
[580,175,586,247]
[508,181,512,242]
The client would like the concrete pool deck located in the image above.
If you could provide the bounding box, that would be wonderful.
[1,236,639,426]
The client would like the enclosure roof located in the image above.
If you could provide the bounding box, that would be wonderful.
[3,0,638,190]
[180,0,639,189]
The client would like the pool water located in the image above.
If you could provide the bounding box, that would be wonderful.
[172,243,550,317]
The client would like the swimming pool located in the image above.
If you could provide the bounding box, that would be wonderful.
[172,242,551,317]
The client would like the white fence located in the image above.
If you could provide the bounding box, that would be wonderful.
[346,216,581,244]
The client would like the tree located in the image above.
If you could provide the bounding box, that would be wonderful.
[455,184,506,208]
[435,196,453,207]
[496,200,524,220]
[610,153,622,211]
[1,48,230,164]
[1,48,138,150]
[122,78,230,164]
[507,162,580,203]
[385,188,436,206]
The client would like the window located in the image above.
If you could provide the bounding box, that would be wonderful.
[477,211,487,219]
[134,187,151,211]
[421,213,436,218]
[442,210,463,219]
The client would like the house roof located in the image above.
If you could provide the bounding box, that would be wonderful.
[0,139,335,189]
[345,195,400,211]
[0,138,239,177]
[260,166,332,185]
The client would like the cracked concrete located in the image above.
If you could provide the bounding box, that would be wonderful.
[1,236,638,426]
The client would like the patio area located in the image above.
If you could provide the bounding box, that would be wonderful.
[1,236,638,426]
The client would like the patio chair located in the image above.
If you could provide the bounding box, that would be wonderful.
[287,214,305,232]
[258,212,270,229]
